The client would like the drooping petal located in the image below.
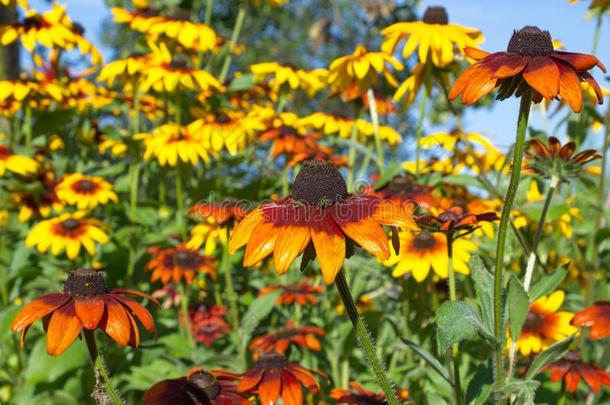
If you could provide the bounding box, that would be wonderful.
[237,369,264,393]
[522,57,560,100]
[101,296,132,346]
[243,221,278,267]
[74,297,105,330]
[112,294,156,335]
[229,208,265,253]
[333,205,389,260]
[273,224,311,275]
[311,212,346,284]
[280,371,303,405]
[556,62,583,112]
[11,293,70,333]
[46,302,83,356]
[552,51,606,73]
[259,370,282,405]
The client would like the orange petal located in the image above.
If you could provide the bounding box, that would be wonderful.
[489,53,527,79]
[311,213,345,284]
[564,369,581,392]
[46,302,83,356]
[556,62,583,113]
[125,310,141,347]
[461,62,498,104]
[332,211,389,260]
[229,208,264,253]
[522,57,560,100]
[112,294,156,335]
[259,370,282,405]
[448,64,479,100]
[280,371,303,405]
[286,365,320,392]
[581,72,604,104]
[11,293,70,332]
[75,298,105,330]
[243,221,278,267]
[464,47,490,61]
[101,296,132,346]
[273,224,311,275]
[552,51,606,73]
[238,369,264,393]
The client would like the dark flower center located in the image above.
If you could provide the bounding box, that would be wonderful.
[291,160,348,206]
[173,250,199,267]
[61,218,81,231]
[216,113,231,124]
[274,328,298,340]
[255,351,288,370]
[507,26,553,56]
[280,125,298,137]
[523,311,543,331]
[422,6,449,25]
[63,268,107,297]
[74,180,96,192]
[169,56,188,69]
[72,22,85,36]
[438,210,460,225]
[188,371,220,400]
[23,16,42,30]
[412,232,437,250]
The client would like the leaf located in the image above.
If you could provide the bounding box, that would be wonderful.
[470,255,494,332]
[465,362,494,405]
[497,380,540,404]
[529,264,568,302]
[524,336,573,380]
[239,290,281,353]
[228,73,255,91]
[11,244,31,272]
[507,274,529,342]
[435,301,494,353]
[398,336,452,385]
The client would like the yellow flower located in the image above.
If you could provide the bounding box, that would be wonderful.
[56,173,118,210]
[250,62,328,96]
[0,209,9,227]
[98,53,150,86]
[25,212,109,259]
[328,45,403,101]
[0,76,64,108]
[381,6,483,67]
[385,231,476,282]
[186,219,229,255]
[191,109,264,155]
[511,291,576,356]
[98,137,128,157]
[0,145,38,176]
[301,112,402,145]
[420,130,497,153]
[402,158,456,175]
[139,42,222,92]
[0,0,29,8]
[136,121,214,166]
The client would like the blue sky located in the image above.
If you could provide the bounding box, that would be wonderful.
[29,0,610,147]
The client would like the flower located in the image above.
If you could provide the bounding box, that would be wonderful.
[229,160,418,284]
[192,110,263,155]
[97,52,151,86]
[146,245,216,285]
[259,280,323,306]
[328,45,403,102]
[187,304,229,346]
[250,321,325,357]
[0,146,38,177]
[524,136,601,182]
[190,198,249,225]
[571,301,610,340]
[55,173,118,210]
[381,6,483,67]
[513,291,577,356]
[144,368,252,405]
[11,169,63,222]
[25,212,108,259]
[544,351,610,394]
[250,62,328,96]
[449,26,606,112]
[430,205,498,234]
[385,231,476,282]
[11,268,157,356]
[186,218,229,255]
[136,122,214,167]
[301,112,402,145]
[237,351,324,405]
[330,381,409,404]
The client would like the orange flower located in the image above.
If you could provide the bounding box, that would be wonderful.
[430,205,498,234]
[571,301,610,340]
[449,26,606,112]
[237,351,324,405]
[331,381,409,404]
[11,268,157,356]
[186,304,229,346]
[144,368,252,405]
[544,351,610,394]
[259,280,323,306]
[250,321,325,357]
[229,160,418,283]
[146,245,216,284]
[190,198,249,225]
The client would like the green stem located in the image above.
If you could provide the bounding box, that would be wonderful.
[205,0,213,25]
[493,92,532,396]
[335,270,399,405]
[176,165,186,239]
[219,7,246,83]
[446,233,464,405]
[178,283,195,348]
[414,89,428,175]
[129,161,140,221]
[346,108,361,192]
[592,11,603,55]
[23,104,32,149]
[221,241,240,337]
[281,166,289,196]
[367,88,384,174]
[276,86,287,114]
[83,331,124,405]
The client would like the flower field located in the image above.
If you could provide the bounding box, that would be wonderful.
[0,0,609,404]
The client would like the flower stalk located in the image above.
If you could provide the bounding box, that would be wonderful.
[83,330,125,405]
[414,88,428,175]
[446,232,464,405]
[367,88,384,174]
[219,6,246,83]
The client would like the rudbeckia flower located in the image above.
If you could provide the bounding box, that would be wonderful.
[0,0,29,8]
[301,112,402,145]
[571,301,610,340]
[0,145,38,176]
[186,218,229,255]
[385,231,476,282]
[512,291,577,356]
[186,304,229,346]
[328,45,403,101]
[11,268,157,356]
[56,173,118,210]
[97,52,151,86]
[381,6,483,67]
[544,351,610,394]
[11,170,63,222]
[258,280,323,306]
[0,75,64,109]
[192,110,264,155]
[136,122,214,167]
[25,212,109,259]
[237,351,324,405]
[144,368,252,405]
[190,198,249,225]
[331,381,409,404]
[250,321,325,357]
[448,25,606,112]
[229,160,418,283]
[250,62,328,96]
[146,245,216,285]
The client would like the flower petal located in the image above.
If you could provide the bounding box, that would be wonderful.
[522,57,560,100]
[46,302,82,356]
[75,297,105,330]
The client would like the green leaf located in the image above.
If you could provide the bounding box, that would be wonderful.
[398,336,452,385]
[524,336,573,380]
[470,255,494,332]
[11,244,31,272]
[435,301,493,353]
[372,160,401,189]
[497,380,540,403]
[529,264,568,302]
[465,362,494,405]
[507,274,529,342]
[239,290,281,353]
[228,73,255,91]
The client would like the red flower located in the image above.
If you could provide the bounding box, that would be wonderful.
[544,351,610,393]
[250,321,325,357]
[258,280,323,306]
[330,381,409,404]
[571,301,610,341]
[190,198,249,225]
[186,304,230,346]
